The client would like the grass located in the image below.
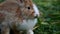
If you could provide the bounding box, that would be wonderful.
[33,0,60,34]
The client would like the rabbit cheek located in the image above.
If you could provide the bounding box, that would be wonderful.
[29,13,34,18]
[25,10,34,18]
[28,10,35,18]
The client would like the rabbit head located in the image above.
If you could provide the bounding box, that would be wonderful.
[16,0,39,19]
[0,0,39,19]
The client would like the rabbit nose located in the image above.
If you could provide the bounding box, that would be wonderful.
[34,15,37,18]
[34,12,40,18]
[34,14,38,18]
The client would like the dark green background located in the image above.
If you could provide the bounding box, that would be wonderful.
[33,0,60,34]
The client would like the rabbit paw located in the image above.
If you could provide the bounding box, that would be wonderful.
[27,30,34,34]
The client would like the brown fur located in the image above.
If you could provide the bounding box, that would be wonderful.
[0,0,35,34]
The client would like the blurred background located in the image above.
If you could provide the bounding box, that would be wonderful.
[0,0,60,34]
[33,0,60,34]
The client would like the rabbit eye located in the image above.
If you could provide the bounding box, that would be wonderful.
[27,7,30,10]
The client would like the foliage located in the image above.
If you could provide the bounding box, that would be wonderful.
[33,0,60,34]
[0,0,5,3]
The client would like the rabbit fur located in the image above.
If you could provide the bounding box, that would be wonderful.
[0,0,40,34]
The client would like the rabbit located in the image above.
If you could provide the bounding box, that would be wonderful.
[0,0,40,34]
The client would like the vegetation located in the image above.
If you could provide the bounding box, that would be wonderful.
[33,0,60,34]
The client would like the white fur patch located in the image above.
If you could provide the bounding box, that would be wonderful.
[16,19,37,30]
[33,4,40,17]
[27,30,34,34]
